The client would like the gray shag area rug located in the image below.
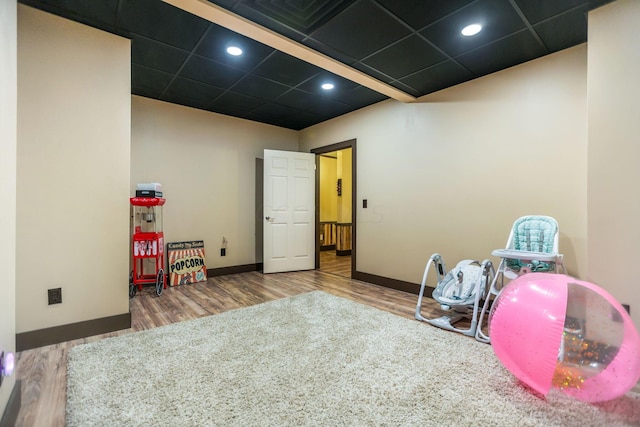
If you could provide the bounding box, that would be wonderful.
[67,291,640,426]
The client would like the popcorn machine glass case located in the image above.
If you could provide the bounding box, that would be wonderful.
[129,197,166,298]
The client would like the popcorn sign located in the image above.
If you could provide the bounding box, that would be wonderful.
[167,240,207,286]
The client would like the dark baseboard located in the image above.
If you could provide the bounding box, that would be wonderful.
[0,380,21,427]
[320,245,336,251]
[207,263,429,299]
[207,264,259,277]
[336,249,351,256]
[16,312,131,352]
[352,271,433,297]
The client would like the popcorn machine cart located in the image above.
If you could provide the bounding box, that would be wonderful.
[129,197,166,298]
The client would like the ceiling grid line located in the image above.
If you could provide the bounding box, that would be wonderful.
[507,0,548,51]
[158,23,215,99]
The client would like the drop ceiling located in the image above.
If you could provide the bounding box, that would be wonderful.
[19,0,613,130]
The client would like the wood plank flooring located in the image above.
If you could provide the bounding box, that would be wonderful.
[13,269,640,426]
[319,250,351,278]
[13,270,441,427]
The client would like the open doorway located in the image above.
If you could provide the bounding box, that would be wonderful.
[311,140,356,278]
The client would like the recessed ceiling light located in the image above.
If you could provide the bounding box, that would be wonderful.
[461,24,482,37]
[321,83,334,90]
[226,46,243,56]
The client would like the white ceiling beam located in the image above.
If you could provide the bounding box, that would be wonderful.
[162,0,416,103]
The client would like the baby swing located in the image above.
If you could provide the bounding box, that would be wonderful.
[415,253,494,338]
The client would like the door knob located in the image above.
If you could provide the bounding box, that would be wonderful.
[265,216,273,221]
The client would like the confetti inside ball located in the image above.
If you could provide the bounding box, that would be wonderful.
[489,273,640,403]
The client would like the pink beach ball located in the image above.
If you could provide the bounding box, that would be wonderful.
[489,273,640,403]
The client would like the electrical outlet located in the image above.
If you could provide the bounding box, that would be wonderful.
[221,248,226,256]
[48,288,62,305]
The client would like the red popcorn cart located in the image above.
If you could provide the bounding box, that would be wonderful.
[129,196,166,298]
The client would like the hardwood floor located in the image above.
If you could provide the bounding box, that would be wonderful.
[13,270,440,427]
[13,269,640,426]
[319,250,351,278]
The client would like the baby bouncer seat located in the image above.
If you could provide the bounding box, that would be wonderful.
[415,253,494,338]
[475,215,566,343]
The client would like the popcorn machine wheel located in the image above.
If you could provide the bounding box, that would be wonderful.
[129,197,166,298]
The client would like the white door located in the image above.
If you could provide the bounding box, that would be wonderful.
[263,149,315,273]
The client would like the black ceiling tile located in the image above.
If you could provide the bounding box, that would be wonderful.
[275,89,315,110]
[232,74,291,100]
[206,105,254,120]
[292,115,328,130]
[234,6,307,42]
[162,77,225,109]
[304,100,355,119]
[206,1,309,43]
[208,91,266,114]
[287,115,324,130]
[273,112,322,130]
[386,80,422,97]
[233,0,354,35]
[131,36,189,74]
[131,64,174,95]
[513,0,590,24]
[247,103,316,129]
[376,0,475,30]
[533,7,589,53]
[349,62,394,84]
[180,55,246,88]
[276,84,359,112]
[420,0,527,57]
[252,51,320,86]
[302,37,360,66]
[297,73,359,94]
[205,103,262,120]
[587,0,617,10]
[312,0,412,60]
[248,102,301,120]
[194,24,275,71]
[119,0,210,50]
[20,0,120,28]
[132,86,162,99]
[400,60,474,95]
[361,35,447,79]
[455,30,547,76]
[340,86,388,108]
[206,0,236,9]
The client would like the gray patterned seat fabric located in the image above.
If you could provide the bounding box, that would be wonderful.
[432,261,485,308]
[506,216,558,273]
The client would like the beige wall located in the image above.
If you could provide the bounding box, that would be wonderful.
[16,6,131,332]
[0,0,17,412]
[131,96,298,268]
[319,156,337,222]
[587,0,640,330]
[300,45,588,287]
